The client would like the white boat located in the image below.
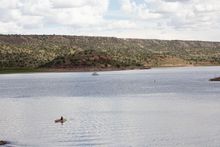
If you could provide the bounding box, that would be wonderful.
[92,72,99,76]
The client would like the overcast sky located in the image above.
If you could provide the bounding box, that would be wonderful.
[0,0,220,41]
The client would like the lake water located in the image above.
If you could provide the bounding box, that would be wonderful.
[0,66,220,147]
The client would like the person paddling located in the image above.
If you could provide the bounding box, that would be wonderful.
[55,116,66,124]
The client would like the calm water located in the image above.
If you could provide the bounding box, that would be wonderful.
[0,67,220,147]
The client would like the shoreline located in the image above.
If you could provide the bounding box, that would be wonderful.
[0,66,150,74]
[0,140,7,145]
[210,77,220,81]
[0,65,220,74]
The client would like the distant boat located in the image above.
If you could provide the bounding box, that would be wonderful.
[92,72,99,76]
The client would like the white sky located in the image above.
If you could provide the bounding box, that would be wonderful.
[0,0,220,41]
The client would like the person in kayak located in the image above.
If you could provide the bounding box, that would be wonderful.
[55,116,66,123]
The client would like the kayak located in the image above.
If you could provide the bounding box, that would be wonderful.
[55,118,67,123]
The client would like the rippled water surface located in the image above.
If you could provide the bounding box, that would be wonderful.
[0,67,220,147]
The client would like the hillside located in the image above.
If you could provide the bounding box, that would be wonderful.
[0,35,220,71]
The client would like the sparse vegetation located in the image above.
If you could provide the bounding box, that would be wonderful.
[0,35,220,72]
